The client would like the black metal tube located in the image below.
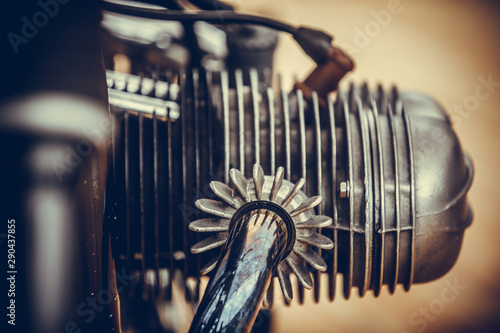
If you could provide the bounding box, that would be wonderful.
[189,201,294,333]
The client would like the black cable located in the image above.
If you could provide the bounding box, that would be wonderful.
[101,1,335,64]
[140,0,183,10]
[101,1,298,34]
[189,0,234,11]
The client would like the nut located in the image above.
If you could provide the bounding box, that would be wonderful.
[339,181,349,199]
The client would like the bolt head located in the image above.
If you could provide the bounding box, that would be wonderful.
[340,181,349,198]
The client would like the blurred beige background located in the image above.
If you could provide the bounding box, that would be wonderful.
[232,0,500,332]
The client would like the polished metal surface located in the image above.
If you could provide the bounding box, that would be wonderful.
[189,201,291,333]
[1,2,479,332]
[106,67,473,307]
[189,164,333,305]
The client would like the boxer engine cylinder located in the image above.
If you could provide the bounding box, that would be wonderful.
[106,67,473,309]
[0,2,474,332]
